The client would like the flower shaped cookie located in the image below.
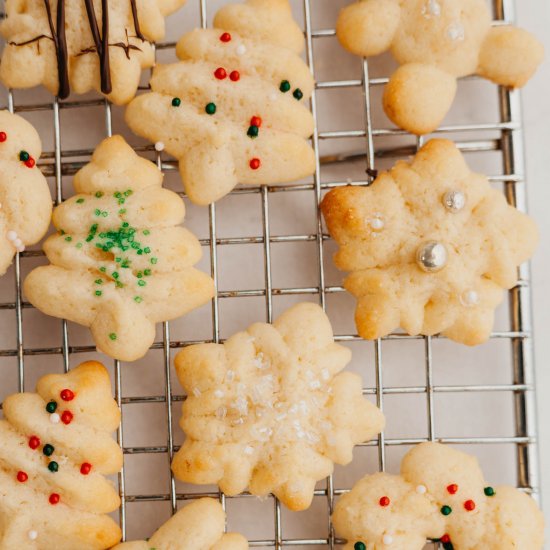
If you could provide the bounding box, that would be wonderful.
[0,361,123,549]
[333,442,544,549]
[1,0,186,104]
[172,302,385,511]
[24,136,214,361]
[112,498,248,550]
[336,0,544,134]
[0,110,52,276]
[126,0,315,205]
[321,139,538,345]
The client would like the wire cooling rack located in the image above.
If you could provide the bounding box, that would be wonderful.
[0,0,540,548]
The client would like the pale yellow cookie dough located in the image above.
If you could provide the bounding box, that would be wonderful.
[1,0,186,104]
[0,361,123,549]
[0,110,52,275]
[126,0,315,205]
[321,139,538,346]
[24,136,214,362]
[172,302,385,511]
[336,0,544,134]
[111,498,248,550]
[333,442,544,549]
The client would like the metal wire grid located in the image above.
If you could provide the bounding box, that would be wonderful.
[0,0,540,547]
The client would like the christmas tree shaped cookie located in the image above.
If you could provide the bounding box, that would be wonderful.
[24,136,214,362]
[336,0,544,134]
[333,442,544,549]
[1,0,186,104]
[0,361,123,549]
[112,498,248,549]
[0,110,52,276]
[126,0,316,205]
[172,302,385,511]
[321,139,538,346]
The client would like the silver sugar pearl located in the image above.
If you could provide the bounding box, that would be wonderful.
[416,241,448,272]
[443,190,466,213]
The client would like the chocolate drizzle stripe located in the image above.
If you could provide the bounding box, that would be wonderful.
[55,0,70,99]
[100,0,112,94]
[130,0,145,41]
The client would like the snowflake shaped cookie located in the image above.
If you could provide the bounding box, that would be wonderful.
[1,0,186,104]
[112,498,248,549]
[172,302,385,511]
[336,0,544,134]
[321,139,538,346]
[24,136,214,362]
[333,442,544,549]
[126,0,315,205]
[0,361,123,549]
[0,110,52,276]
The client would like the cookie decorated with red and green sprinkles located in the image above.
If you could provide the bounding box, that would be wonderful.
[125,0,315,205]
[333,442,544,549]
[24,135,214,362]
[0,361,122,549]
[0,110,52,276]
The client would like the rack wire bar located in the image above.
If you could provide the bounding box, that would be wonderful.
[0,0,540,548]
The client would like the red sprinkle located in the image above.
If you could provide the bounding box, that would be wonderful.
[0,132,6,142]
[249,158,261,170]
[250,116,262,128]
[24,157,35,168]
[464,499,476,511]
[214,67,227,80]
[441,535,451,543]
[61,410,73,425]
[80,462,92,475]
[379,496,390,507]
[447,484,458,495]
[16,471,28,482]
[229,70,240,82]
[220,32,232,42]
[60,388,74,401]
[49,493,60,505]
[29,435,41,450]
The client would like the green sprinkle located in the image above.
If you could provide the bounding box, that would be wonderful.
[48,461,59,473]
[124,190,133,197]
[247,125,259,138]
[484,487,495,497]
[99,267,107,273]
[118,198,125,205]
[354,543,366,550]
[205,102,217,115]
[90,224,98,233]
[172,97,181,107]
[64,236,72,242]
[144,247,151,254]
[122,222,129,228]
[95,191,104,198]
[137,249,143,255]
[293,88,304,101]
[86,236,93,242]
[143,229,150,235]
[137,271,143,278]
[114,192,122,199]
[121,259,131,268]
[150,257,158,264]
[45,401,57,414]
[119,209,127,215]
[94,209,101,216]
[441,505,452,516]
[19,150,30,161]
[115,281,124,288]
[95,290,102,297]
[101,211,108,217]
[144,269,151,276]
[112,272,119,279]
[43,444,54,456]
[138,280,146,287]
[76,243,83,249]
[76,198,85,204]
[134,296,143,303]
[109,333,117,341]
[95,279,103,285]
[280,80,291,93]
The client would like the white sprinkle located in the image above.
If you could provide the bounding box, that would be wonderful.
[244,445,254,455]
[233,395,248,415]
[422,0,441,17]
[13,238,23,248]
[370,216,385,231]
[254,352,269,370]
[225,370,235,382]
[49,413,60,424]
[27,530,38,541]
[416,484,427,494]
[461,290,479,307]
[321,368,330,381]
[232,417,244,426]
[216,406,227,419]
[236,44,247,56]
[154,141,165,152]
[447,21,465,41]
[309,380,321,390]
[6,230,17,241]
[214,389,225,398]
[383,534,394,545]
[192,387,201,397]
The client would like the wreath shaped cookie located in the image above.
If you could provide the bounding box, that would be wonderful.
[0,361,123,549]
[1,0,186,104]
[321,139,538,345]
[24,136,214,362]
[333,442,544,549]
[336,0,544,134]
[172,302,385,511]
[0,110,52,276]
[126,0,316,205]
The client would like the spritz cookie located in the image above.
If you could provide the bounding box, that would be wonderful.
[336,0,544,134]
[126,0,315,205]
[321,139,538,345]
[0,361,123,549]
[24,136,214,362]
[172,302,385,511]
